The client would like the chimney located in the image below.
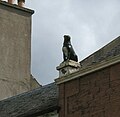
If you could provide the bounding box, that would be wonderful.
[8,0,14,4]
[18,0,25,7]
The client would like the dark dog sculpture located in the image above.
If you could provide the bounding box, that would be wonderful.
[62,35,78,62]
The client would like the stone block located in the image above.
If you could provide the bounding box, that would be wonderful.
[56,60,81,77]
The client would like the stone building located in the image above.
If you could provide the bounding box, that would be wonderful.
[0,35,119,117]
[56,36,120,117]
[0,0,40,100]
[0,0,120,117]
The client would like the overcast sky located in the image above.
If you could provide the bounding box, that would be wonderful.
[25,0,120,85]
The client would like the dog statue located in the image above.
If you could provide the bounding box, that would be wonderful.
[62,35,78,62]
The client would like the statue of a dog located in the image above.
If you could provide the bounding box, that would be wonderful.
[62,35,78,62]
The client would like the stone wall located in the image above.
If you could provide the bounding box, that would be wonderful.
[0,2,34,100]
[59,62,120,117]
[30,75,41,89]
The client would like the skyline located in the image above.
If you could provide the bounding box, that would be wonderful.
[25,0,120,85]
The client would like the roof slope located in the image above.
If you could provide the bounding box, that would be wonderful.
[80,36,120,67]
[0,83,58,117]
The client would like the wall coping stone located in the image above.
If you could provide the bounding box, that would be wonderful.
[55,54,120,84]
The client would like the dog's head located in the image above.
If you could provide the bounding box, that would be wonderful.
[63,35,71,45]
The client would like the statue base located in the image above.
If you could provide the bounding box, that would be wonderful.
[56,60,81,77]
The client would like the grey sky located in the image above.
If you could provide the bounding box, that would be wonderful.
[25,0,120,85]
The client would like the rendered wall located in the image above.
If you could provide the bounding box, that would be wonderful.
[0,2,33,100]
[59,63,120,117]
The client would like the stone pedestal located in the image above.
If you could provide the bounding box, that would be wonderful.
[56,60,81,77]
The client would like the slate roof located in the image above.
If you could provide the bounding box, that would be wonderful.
[0,83,59,117]
[80,36,120,68]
